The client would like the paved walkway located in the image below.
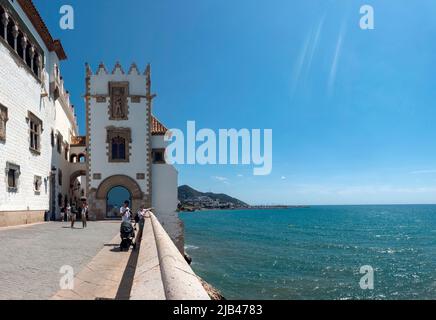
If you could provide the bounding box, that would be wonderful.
[0,221,120,300]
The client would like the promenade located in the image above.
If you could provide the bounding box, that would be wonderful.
[0,221,119,299]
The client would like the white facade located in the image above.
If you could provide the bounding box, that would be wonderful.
[88,65,150,194]
[86,63,183,250]
[0,0,79,225]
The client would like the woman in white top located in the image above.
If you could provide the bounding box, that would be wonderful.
[120,200,131,223]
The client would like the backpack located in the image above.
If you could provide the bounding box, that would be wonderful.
[134,212,140,223]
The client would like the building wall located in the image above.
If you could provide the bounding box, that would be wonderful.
[0,0,78,226]
[151,135,184,252]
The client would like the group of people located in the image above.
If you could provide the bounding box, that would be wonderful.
[120,201,152,240]
[60,199,151,233]
[61,201,89,229]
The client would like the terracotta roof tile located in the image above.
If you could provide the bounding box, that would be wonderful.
[151,116,168,135]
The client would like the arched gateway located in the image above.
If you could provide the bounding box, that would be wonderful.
[88,175,147,220]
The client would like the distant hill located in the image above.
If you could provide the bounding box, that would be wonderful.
[178,185,249,207]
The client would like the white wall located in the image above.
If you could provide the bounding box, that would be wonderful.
[0,1,78,217]
[0,40,52,211]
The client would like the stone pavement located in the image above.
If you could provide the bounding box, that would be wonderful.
[0,221,120,300]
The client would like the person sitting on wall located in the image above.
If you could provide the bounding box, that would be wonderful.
[120,201,131,223]
[134,206,154,242]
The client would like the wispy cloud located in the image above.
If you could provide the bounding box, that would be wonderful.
[327,24,345,97]
[290,29,312,98]
[212,176,230,184]
[291,14,326,99]
[292,13,348,98]
[281,176,287,180]
[305,14,325,79]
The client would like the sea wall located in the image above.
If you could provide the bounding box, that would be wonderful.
[130,213,210,300]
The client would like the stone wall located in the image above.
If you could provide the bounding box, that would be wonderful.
[0,210,45,227]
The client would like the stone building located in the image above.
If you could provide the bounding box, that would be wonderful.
[84,62,182,251]
[0,0,183,251]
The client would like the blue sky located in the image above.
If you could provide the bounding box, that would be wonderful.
[35,0,436,205]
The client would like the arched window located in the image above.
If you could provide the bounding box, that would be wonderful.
[25,45,32,68]
[16,32,24,59]
[33,53,39,76]
[111,136,126,160]
[58,193,63,207]
[6,20,14,48]
[107,127,131,162]
[0,7,5,40]
[78,154,86,163]
[70,154,77,163]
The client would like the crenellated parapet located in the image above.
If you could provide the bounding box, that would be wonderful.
[86,62,152,76]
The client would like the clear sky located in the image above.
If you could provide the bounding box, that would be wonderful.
[34,0,436,205]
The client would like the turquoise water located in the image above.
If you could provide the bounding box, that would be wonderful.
[180,205,436,300]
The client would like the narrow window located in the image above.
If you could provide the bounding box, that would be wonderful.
[111,136,126,160]
[0,104,8,142]
[58,169,63,186]
[34,176,42,193]
[57,133,63,154]
[152,149,166,164]
[28,112,42,154]
[6,162,20,192]
[8,168,16,188]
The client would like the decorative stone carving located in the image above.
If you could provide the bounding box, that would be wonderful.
[97,62,108,75]
[0,104,8,142]
[20,34,28,60]
[131,96,141,103]
[136,173,145,180]
[93,173,102,180]
[96,95,107,103]
[1,12,9,39]
[128,63,140,75]
[11,25,19,51]
[29,45,35,69]
[109,82,129,120]
[112,61,125,75]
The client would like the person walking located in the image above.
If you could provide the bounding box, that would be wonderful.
[81,202,88,229]
[70,203,77,228]
[60,204,65,222]
[66,202,71,223]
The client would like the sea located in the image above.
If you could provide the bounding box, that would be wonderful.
[180,205,436,300]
